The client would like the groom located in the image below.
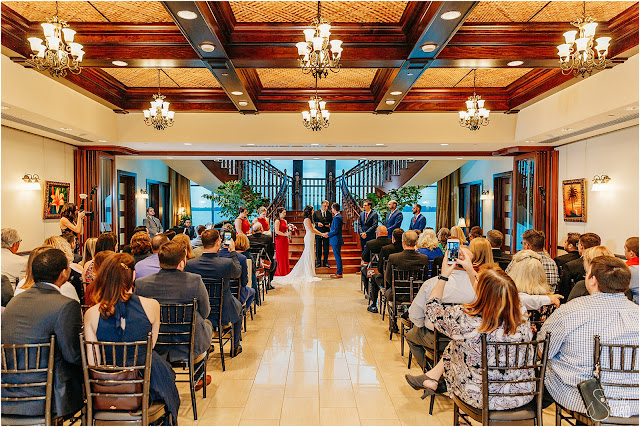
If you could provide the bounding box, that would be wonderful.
[327,203,344,279]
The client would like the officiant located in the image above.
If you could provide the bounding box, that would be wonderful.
[313,200,332,268]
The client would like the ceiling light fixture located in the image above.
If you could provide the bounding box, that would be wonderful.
[199,42,215,52]
[441,143,449,146]
[407,72,414,76]
[143,69,175,131]
[375,143,385,146]
[98,139,107,142]
[561,128,573,132]
[625,106,639,111]
[184,143,192,146]
[231,91,243,96]
[459,69,490,131]
[26,1,83,78]
[421,43,438,53]
[295,1,343,79]
[385,100,395,105]
[238,101,248,107]
[177,10,197,20]
[112,60,128,67]
[456,157,464,160]
[507,60,524,66]
[302,83,330,132]
[557,1,611,77]
[1,106,10,110]
[313,157,320,160]
[441,10,461,20]
[247,143,255,146]
[390,91,402,96]
[311,143,319,146]
[60,127,72,131]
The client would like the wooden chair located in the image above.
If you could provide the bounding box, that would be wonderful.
[155,299,207,421]
[247,249,265,309]
[248,245,270,298]
[556,335,639,426]
[80,333,168,426]
[453,332,551,426]
[386,265,429,339]
[229,278,248,333]
[202,278,235,371]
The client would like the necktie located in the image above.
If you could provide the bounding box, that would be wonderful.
[365,211,368,221]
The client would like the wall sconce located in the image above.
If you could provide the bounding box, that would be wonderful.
[456,217,467,228]
[480,190,493,200]
[138,189,149,199]
[592,175,611,191]
[22,173,41,190]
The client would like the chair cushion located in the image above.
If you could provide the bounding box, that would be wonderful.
[94,402,167,421]
[1,415,46,425]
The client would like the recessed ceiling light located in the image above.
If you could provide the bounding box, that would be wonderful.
[561,128,573,132]
[167,156,174,159]
[360,157,367,160]
[311,143,319,146]
[608,114,615,117]
[112,60,128,67]
[385,100,395,105]
[265,158,271,160]
[440,143,449,146]
[221,73,229,76]
[421,43,438,53]
[60,127,72,131]
[184,143,192,146]
[313,157,320,160]
[177,10,198,20]
[408,157,414,160]
[238,101,248,107]
[441,10,461,20]
[199,42,215,52]
[375,143,385,146]
[456,157,464,160]
[216,158,222,161]
[625,106,639,111]
[507,60,524,67]
[231,91,243,96]
[407,72,414,76]
[247,143,255,146]
[390,91,402,96]
[98,139,107,143]
[525,140,534,143]
[1,105,10,110]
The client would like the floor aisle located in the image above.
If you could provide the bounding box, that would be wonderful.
[176,274,556,426]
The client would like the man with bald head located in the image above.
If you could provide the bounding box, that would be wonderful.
[385,200,403,235]
[134,233,170,279]
[361,226,392,299]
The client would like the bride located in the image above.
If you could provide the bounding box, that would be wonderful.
[272,205,326,285]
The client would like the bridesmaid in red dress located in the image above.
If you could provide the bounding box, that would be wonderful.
[235,207,252,235]
[274,207,291,276]
[253,206,270,232]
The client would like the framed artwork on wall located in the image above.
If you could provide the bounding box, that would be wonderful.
[562,178,586,222]
[43,181,70,219]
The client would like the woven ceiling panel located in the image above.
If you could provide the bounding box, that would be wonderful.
[229,1,408,23]
[466,1,636,22]
[3,1,173,22]
[257,68,377,88]
[414,68,474,88]
[163,69,221,88]
[455,68,533,88]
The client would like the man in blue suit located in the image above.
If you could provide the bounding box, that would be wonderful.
[409,204,426,233]
[385,200,403,235]
[327,203,344,279]
[357,199,379,251]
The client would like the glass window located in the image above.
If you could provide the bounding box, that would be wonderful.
[514,157,535,251]
[99,156,113,232]
[400,185,437,231]
[190,183,213,227]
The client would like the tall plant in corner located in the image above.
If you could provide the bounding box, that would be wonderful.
[202,180,269,220]
[365,185,425,225]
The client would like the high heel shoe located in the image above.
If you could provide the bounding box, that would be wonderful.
[405,374,439,399]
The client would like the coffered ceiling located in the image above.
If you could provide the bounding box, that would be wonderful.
[1,0,638,114]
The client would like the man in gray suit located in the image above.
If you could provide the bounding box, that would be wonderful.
[143,206,163,237]
[1,249,83,419]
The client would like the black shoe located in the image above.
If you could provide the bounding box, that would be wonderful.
[267,284,275,290]
[315,264,321,268]
[367,305,378,313]
[231,345,242,358]
[323,263,330,268]
[390,325,399,334]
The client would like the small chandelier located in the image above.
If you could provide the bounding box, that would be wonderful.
[26,2,83,78]
[295,1,343,79]
[302,76,330,131]
[459,70,490,131]
[143,69,175,131]
[557,1,611,78]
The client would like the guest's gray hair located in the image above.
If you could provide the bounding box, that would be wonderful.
[1,228,21,248]
[252,222,264,233]
[258,206,267,215]
[222,223,235,233]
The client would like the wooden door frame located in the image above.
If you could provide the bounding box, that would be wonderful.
[146,179,170,230]
[98,152,117,236]
[493,171,512,252]
[117,170,137,249]
[459,180,483,230]
[511,153,537,252]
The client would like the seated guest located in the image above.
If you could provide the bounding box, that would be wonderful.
[409,204,426,233]
[185,229,244,357]
[507,250,563,315]
[380,228,405,263]
[540,256,639,417]
[83,232,118,284]
[1,248,83,419]
[135,241,213,365]
[177,218,195,239]
[486,229,512,270]
[362,226,391,263]
[554,232,581,273]
[405,262,534,410]
[449,226,468,245]
[437,227,450,252]
[84,250,115,306]
[624,236,639,303]
[248,222,277,282]
[60,232,82,264]
[2,274,13,309]
[468,225,483,241]
[235,234,259,306]
[173,234,196,260]
[191,225,207,249]
[122,226,150,255]
[130,231,152,265]
[1,228,27,285]
[506,229,559,290]
[79,237,97,268]
[44,236,82,301]
[468,236,494,268]
[368,228,403,313]
[252,206,270,232]
[219,225,255,308]
[164,230,176,241]
[416,228,444,261]
[84,253,180,424]
[557,232,601,299]
[134,234,170,280]
[15,245,78,302]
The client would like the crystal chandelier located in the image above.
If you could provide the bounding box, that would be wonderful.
[459,70,490,131]
[295,1,343,79]
[557,1,611,78]
[26,2,83,78]
[302,76,330,131]
[143,69,175,131]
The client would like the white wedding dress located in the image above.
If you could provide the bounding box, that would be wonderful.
[272,218,322,285]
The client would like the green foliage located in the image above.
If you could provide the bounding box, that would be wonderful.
[202,180,269,220]
[365,185,425,224]
[179,215,192,226]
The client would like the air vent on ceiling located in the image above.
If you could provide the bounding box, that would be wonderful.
[1,113,93,143]
[538,113,639,144]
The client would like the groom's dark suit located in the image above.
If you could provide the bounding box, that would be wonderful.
[357,210,378,251]
[313,208,332,266]
[328,212,344,275]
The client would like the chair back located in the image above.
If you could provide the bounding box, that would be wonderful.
[202,278,224,329]
[155,299,197,361]
[480,332,551,425]
[80,332,153,425]
[1,335,56,424]
[391,265,429,305]
[229,278,242,300]
[594,335,639,414]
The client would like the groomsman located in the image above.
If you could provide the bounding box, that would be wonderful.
[328,203,344,279]
[143,206,163,237]
[409,204,426,233]
[313,200,332,268]
[385,200,403,234]
[358,199,379,251]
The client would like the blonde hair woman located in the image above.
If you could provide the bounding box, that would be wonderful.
[416,229,444,260]
[172,234,196,260]
[468,237,494,267]
[567,246,618,302]
[14,245,79,302]
[450,226,468,245]
[80,237,97,267]
[508,249,563,309]
[44,235,84,300]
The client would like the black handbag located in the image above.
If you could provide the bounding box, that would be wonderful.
[578,361,610,422]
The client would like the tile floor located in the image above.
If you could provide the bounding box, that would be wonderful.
[175,274,558,426]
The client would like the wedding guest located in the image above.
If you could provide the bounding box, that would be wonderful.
[314,200,333,268]
[554,232,581,272]
[219,226,256,309]
[235,207,251,236]
[59,202,85,239]
[79,237,97,268]
[409,204,426,233]
[385,200,403,234]
[130,231,152,265]
[178,218,195,239]
[164,230,176,241]
[43,236,82,301]
[449,226,468,245]
[416,228,444,260]
[191,225,207,248]
[624,237,639,303]
[468,225,483,241]
[83,232,118,284]
[121,226,149,254]
[274,207,291,277]
[235,234,259,306]
[506,229,559,290]
[437,227,450,252]
[84,251,115,306]
[143,206,163,237]
[557,232,601,299]
[14,245,79,302]
[486,230,511,271]
[60,232,82,264]
[135,234,170,280]
[361,226,391,299]
[468,237,494,268]
[249,222,277,281]
[173,233,196,260]
[368,229,404,313]
[2,275,12,309]
[1,228,27,285]
[252,206,270,232]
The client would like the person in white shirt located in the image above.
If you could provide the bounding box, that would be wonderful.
[1,228,27,286]
[14,246,79,302]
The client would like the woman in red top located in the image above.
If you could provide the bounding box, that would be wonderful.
[274,207,291,276]
[253,206,270,232]
[235,206,252,235]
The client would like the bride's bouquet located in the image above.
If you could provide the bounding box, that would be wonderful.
[287,223,298,241]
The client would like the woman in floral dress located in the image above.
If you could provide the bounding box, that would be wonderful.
[405,251,535,411]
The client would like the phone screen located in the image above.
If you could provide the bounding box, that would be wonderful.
[223,232,232,246]
[447,240,460,265]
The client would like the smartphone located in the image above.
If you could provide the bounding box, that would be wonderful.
[446,239,460,265]
[223,231,232,246]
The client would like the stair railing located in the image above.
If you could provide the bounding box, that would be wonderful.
[267,171,291,223]
[339,171,363,245]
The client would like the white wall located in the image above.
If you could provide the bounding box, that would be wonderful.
[459,158,514,231]
[1,126,76,251]
[556,125,639,254]
[114,157,169,227]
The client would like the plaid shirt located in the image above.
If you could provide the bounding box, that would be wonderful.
[506,251,559,290]
[539,293,639,417]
